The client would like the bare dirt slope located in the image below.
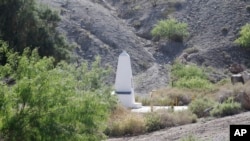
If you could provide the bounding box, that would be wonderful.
[108,111,250,141]
[39,0,154,73]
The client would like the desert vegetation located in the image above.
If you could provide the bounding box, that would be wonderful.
[235,23,250,48]
[0,42,117,140]
[151,18,189,42]
[105,105,197,137]
[171,62,213,90]
[0,0,73,64]
[1,0,250,140]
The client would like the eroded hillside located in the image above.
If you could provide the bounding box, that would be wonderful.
[39,0,250,94]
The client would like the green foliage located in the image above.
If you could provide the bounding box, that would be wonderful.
[171,62,212,90]
[189,98,217,118]
[0,0,72,63]
[145,113,163,132]
[0,46,116,141]
[172,63,205,79]
[210,98,241,117]
[151,18,189,42]
[234,23,250,48]
[175,77,212,89]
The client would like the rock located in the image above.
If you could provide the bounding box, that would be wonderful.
[229,63,245,74]
[235,91,250,110]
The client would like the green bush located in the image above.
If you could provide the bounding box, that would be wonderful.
[234,23,250,47]
[211,98,241,117]
[145,113,163,132]
[0,44,116,141]
[175,77,212,89]
[171,62,212,90]
[189,98,217,118]
[0,0,73,63]
[172,63,205,79]
[151,18,189,42]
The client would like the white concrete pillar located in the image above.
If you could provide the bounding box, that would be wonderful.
[115,51,142,108]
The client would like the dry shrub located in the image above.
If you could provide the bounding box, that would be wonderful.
[151,88,193,106]
[211,98,242,117]
[189,97,217,118]
[140,97,151,106]
[159,110,197,126]
[237,81,250,110]
[106,105,146,137]
[146,109,197,132]
[216,83,240,103]
[216,82,250,110]
[145,112,163,132]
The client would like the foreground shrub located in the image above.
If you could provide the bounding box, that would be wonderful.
[146,110,197,132]
[235,23,250,47]
[145,112,163,132]
[158,110,197,126]
[106,106,146,137]
[189,98,217,118]
[0,46,116,141]
[211,98,241,117]
[151,18,189,42]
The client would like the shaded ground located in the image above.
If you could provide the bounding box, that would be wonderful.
[108,111,250,141]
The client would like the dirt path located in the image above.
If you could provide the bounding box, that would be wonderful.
[108,111,250,141]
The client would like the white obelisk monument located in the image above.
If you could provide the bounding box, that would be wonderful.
[115,51,142,108]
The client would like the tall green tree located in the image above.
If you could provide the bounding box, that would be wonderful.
[0,41,117,141]
[0,0,72,63]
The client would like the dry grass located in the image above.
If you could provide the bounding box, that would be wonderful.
[158,109,197,126]
[215,81,250,110]
[137,88,195,106]
[146,109,197,132]
[106,105,197,137]
[137,86,219,106]
[106,105,146,137]
[106,80,250,137]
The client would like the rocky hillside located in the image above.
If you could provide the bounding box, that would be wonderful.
[39,0,250,94]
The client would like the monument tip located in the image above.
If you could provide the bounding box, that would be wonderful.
[120,50,129,56]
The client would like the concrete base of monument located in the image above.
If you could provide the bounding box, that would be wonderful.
[131,106,188,113]
[112,90,143,109]
[116,95,142,109]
